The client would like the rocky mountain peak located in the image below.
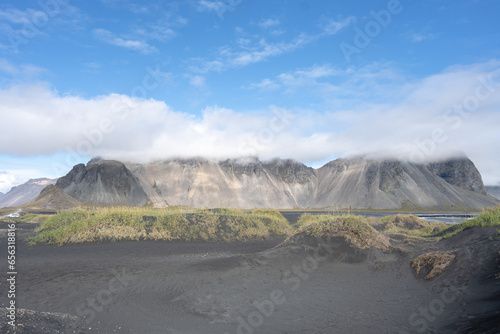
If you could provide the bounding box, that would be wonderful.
[56,160,149,206]
[427,158,487,194]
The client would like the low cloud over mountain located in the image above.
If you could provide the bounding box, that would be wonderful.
[0,61,499,186]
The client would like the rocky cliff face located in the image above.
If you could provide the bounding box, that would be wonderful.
[56,159,149,206]
[126,156,497,210]
[127,157,317,209]
[0,178,57,208]
[314,158,497,210]
[427,158,487,194]
[52,156,498,210]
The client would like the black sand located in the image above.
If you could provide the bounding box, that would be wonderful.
[1,221,499,333]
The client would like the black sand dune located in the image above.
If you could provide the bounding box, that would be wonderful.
[1,221,500,333]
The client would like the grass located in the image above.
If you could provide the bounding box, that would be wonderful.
[380,214,449,238]
[295,213,447,239]
[284,214,390,250]
[0,208,17,216]
[12,212,52,223]
[440,205,500,239]
[27,207,292,245]
[411,252,456,279]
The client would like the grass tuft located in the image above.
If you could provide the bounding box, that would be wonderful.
[441,205,500,239]
[284,215,390,250]
[27,207,292,245]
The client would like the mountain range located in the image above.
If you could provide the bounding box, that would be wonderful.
[0,178,57,208]
[49,156,498,210]
[485,186,500,200]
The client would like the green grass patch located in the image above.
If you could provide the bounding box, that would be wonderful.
[27,207,293,245]
[380,214,448,238]
[13,212,52,223]
[441,205,500,239]
[285,215,390,250]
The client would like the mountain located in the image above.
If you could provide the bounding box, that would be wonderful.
[56,159,149,206]
[126,156,497,210]
[54,156,498,210]
[0,192,4,197]
[314,157,496,210]
[127,157,316,208]
[22,184,82,210]
[427,158,487,194]
[0,178,57,208]
[485,186,500,200]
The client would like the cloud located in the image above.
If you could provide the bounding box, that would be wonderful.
[258,18,280,30]
[190,16,354,73]
[247,62,406,104]
[93,28,158,54]
[189,75,206,87]
[0,58,48,79]
[403,31,436,43]
[0,4,83,52]
[321,16,356,36]
[1,61,499,184]
[196,0,242,19]
[0,169,50,194]
[0,8,38,25]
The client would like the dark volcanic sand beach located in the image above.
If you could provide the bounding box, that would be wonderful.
[1,220,500,333]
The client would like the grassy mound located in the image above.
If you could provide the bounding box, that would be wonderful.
[284,215,390,250]
[441,205,500,239]
[27,207,293,245]
[380,214,448,237]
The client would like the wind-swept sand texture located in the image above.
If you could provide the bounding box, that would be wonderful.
[1,220,499,333]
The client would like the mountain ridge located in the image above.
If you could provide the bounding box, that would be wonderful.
[56,159,149,207]
[5,156,497,210]
[22,184,82,210]
[0,178,58,208]
[122,155,497,210]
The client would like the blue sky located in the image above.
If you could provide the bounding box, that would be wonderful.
[1,0,500,193]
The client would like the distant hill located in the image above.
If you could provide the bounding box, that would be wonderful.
[22,184,82,210]
[0,178,57,208]
[486,186,500,200]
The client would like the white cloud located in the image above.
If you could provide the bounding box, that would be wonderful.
[321,16,356,36]
[134,25,176,41]
[189,75,206,87]
[258,18,280,30]
[0,58,18,74]
[403,31,436,43]
[0,58,48,79]
[248,62,406,103]
[247,78,280,91]
[93,29,158,54]
[196,0,242,19]
[0,8,43,25]
[190,16,354,73]
[0,169,51,194]
[1,61,499,184]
